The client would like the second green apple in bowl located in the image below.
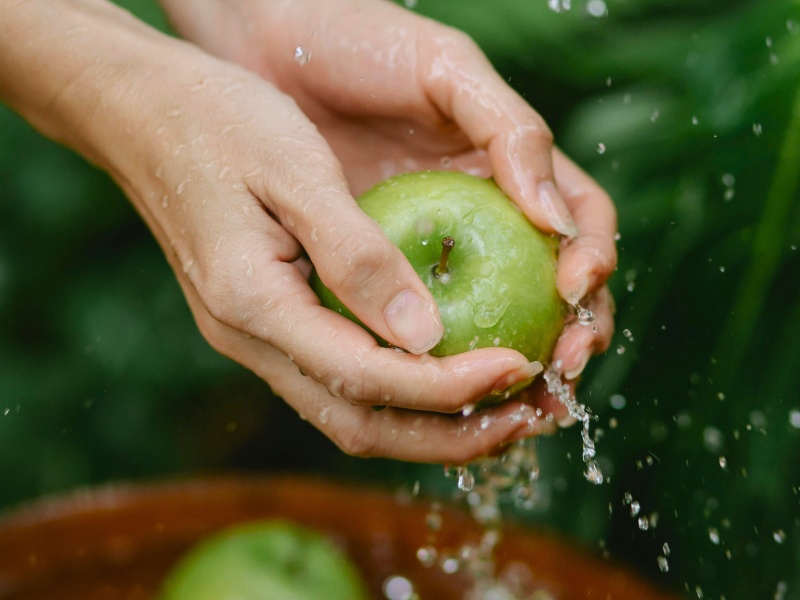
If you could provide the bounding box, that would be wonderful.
[312,171,566,387]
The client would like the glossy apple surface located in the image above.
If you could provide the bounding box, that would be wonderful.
[312,171,565,365]
[159,521,370,600]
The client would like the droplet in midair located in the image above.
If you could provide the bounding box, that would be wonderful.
[548,0,572,13]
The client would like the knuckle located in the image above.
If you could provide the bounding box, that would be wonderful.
[323,230,395,297]
[518,119,554,146]
[333,423,380,457]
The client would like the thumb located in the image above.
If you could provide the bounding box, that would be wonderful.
[256,130,443,355]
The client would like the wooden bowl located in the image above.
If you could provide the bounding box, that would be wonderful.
[0,475,676,599]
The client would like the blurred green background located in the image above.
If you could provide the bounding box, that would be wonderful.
[1,0,799,598]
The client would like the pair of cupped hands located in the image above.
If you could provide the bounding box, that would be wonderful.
[11,0,616,463]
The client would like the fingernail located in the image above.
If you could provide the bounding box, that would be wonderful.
[564,350,590,380]
[490,361,543,396]
[384,289,443,354]
[566,275,591,306]
[538,181,579,237]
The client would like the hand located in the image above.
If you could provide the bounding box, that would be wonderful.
[162,1,617,423]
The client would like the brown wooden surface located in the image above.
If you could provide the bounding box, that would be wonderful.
[0,475,678,599]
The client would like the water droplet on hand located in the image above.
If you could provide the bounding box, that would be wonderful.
[576,305,595,326]
[294,45,311,65]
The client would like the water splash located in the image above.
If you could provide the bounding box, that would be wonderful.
[543,367,604,484]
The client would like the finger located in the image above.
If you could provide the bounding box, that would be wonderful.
[235,263,541,412]
[264,350,555,464]
[551,286,615,381]
[552,149,618,305]
[251,113,444,356]
[187,286,554,463]
[514,377,577,428]
[419,29,578,237]
[176,184,542,414]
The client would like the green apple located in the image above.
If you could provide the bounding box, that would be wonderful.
[312,171,566,367]
[158,521,370,600]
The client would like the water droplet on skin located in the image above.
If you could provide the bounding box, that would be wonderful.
[161,195,169,208]
[462,403,476,417]
[596,142,606,154]
[440,156,452,168]
[576,305,595,326]
[294,45,311,65]
[319,406,330,424]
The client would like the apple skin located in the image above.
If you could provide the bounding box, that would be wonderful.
[158,521,370,600]
[312,171,566,367]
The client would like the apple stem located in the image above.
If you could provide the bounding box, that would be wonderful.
[435,236,455,276]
